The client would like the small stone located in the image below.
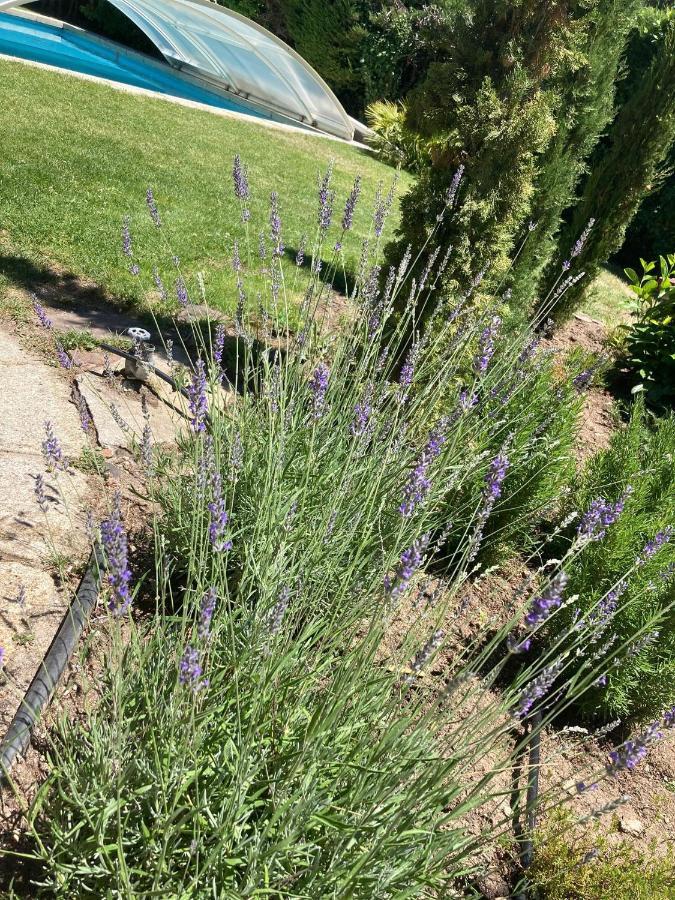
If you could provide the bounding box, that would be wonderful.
[476,873,510,899]
[619,817,644,836]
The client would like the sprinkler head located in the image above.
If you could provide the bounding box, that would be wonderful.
[127,327,152,342]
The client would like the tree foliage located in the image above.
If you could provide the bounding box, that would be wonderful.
[545,15,675,321]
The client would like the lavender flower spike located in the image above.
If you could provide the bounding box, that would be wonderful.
[42,421,69,472]
[444,164,465,208]
[179,645,208,692]
[342,175,361,232]
[232,154,251,222]
[187,359,208,433]
[571,218,596,259]
[524,571,569,629]
[385,535,429,601]
[33,298,52,329]
[577,488,632,543]
[198,586,217,640]
[317,161,335,235]
[56,343,74,370]
[636,527,673,566]
[474,315,502,375]
[309,362,329,420]
[146,188,162,227]
[34,473,48,512]
[515,659,564,719]
[606,716,670,776]
[100,491,133,615]
[269,191,284,257]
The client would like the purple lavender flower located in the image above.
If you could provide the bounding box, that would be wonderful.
[398,347,416,389]
[406,629,444,683]
[636,527,673,566]
[152,268,167,302]
[466,450,511,563]
[77,394,91,433]
[459,389,478,413]
[268,585,290,635]
[208,471,232,552]
[309,362,329,420]
[317,162,334,235]
[506,634,532,654]
[176,277,188,308]
[198,586,217,640]
[444,164,465,208]
[385,535,429,600]
[187,360,208,433]
[122,217,133,259]
[485,451,509,501]
[269,192,283,257]
[141,422,153,473]
[34,473,48,512]
[474,315,502,375]
[571,218,595,259]
[351,383,374,438]
[399,419,448,517]
[341,175,361,232]
[100,491,132,615]
[232,154,251,222]
[179,645,208,691]
[145,187,161,227]
[373,178,397,238]
[577,488,632,542]
[296,235,307,268]
[33,299,52,329]
[524,572,568,629]
[607,720,663,775]
[56,343,74,370]
[516,660,564,719]
[518,337,540,365]
[0,647,4,669]
[213,323,225,380]
[42,421,69,472]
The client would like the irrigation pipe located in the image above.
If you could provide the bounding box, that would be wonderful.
[0,546,103,783]
[513,708,543,899]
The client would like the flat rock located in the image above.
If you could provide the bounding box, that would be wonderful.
[76,372,183,449]
[619,817,645,837]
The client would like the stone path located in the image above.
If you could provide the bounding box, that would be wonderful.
[0,328,90,735]
[0,317,184,739]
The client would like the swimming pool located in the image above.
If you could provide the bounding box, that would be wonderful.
[0,11,272,122]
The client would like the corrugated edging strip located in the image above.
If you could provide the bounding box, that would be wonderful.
[0,545,103,783]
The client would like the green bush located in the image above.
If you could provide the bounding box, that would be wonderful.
[622,254,675,408]
[365,100,432,173]
[547,399,675,721]
[530,809,675,899]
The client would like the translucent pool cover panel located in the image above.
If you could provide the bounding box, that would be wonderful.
[0,0,354,139]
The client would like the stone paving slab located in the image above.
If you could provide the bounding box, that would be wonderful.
[0,329,90,734]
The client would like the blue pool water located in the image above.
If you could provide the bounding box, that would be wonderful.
[0,12,270,120]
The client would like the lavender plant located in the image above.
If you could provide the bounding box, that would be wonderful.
[20,165,675,898]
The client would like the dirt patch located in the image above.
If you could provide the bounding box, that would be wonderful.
[544,312,618,466]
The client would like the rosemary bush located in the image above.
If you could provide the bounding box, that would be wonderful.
[546,400,675,722]
[13,164,675,896]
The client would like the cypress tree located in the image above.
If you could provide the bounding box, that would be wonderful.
[509,0,639,309]
[544,17,675,321]
[387,0,602,323]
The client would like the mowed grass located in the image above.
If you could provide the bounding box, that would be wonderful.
[0,59,412,317]
[581,266,634,326]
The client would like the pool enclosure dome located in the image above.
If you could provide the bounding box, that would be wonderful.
[0,0,356,140]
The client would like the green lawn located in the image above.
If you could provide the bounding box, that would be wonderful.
[0,59,411,317]
[580,265,634,326]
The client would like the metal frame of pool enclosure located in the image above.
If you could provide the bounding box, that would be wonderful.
[0,0,358,141]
